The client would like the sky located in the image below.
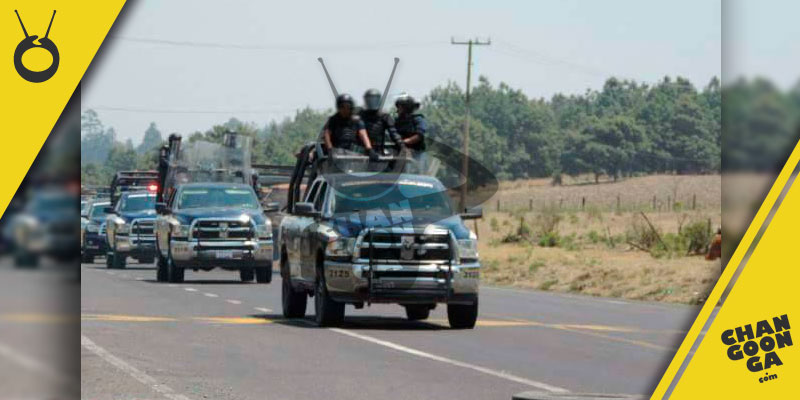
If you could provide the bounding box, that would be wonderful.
[82,0,723,143]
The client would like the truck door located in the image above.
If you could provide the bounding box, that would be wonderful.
[298,181,324,282]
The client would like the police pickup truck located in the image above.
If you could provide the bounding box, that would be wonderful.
[154,182,273,283]
[105,191,157,268]
[279,170,482,329]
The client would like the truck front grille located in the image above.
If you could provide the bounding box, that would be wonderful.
[131,220,155,236]
[193,220,253,240]
[360,229,452,264]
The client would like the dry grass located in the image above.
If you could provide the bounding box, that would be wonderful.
[474,174,722,305]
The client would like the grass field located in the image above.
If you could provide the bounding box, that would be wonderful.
[474,174,722,305]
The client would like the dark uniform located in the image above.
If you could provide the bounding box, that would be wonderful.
[395,113,428,152]
[324,113,366,151]
[359,109,400,153]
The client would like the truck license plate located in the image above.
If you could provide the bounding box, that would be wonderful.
[215,250,235,259]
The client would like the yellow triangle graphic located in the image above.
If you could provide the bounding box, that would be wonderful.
[0,1,127,216]
[651,142,800,398]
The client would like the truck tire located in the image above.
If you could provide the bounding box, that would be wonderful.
[167,253,184,283]
[81,252,94,264]
[314,270,344,327]
[282,275,307,318]
[110,251,126,269]
[405,304,432,321]
[447,300,478,329]
[156,255,168,282]
[240,268,255,282]
[14,250,38,268]
[255,263,272,283]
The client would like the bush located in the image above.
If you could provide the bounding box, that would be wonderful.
[680,219,712,255]
[489,217,499,232]
[625,214,662,250]
[501,217,533,243]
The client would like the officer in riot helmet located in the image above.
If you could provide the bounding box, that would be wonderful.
[394,94,427,152]
[323,93,380,161]
[359,88,403,154]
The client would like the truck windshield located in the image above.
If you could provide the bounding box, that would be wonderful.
[332,180,453,216]
[119,194,155,212]
[177,187,260,210]
[90,204,110,218]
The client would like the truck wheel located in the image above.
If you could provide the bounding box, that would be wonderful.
[239,268,255,282]
[14,251,38,268]
[405,304,432,321]
[447,300,478,329]
[81,252,94,264]
[255,263,272,283]
[314,271,344,327]
[282,275,307,318]
[156,255,168,282]
[167,253,184,283]
[111,252,126,269]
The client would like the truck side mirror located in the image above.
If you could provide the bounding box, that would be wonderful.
[459,206,483,220]
[294,202,319,218]
[155,202,170,215]
[103,206,116,215]
[263,202,280,213]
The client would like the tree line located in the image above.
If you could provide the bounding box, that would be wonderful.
[81,74,733,186]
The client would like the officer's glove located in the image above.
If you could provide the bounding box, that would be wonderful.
[368,148,381,162]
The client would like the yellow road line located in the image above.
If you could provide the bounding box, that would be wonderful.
[82,314,177,322]
[192,317,273,325]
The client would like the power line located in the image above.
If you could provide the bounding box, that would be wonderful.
[91,105,305,115]
[109,36,442,53]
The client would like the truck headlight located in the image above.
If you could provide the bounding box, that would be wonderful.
[256,223,272,240]
[172,224,190,239]
[86,223,99,233]
[457,231,479,262]
[117,223,130,234]
[326,237,356,259]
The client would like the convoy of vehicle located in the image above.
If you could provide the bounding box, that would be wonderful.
[81,64,484,328]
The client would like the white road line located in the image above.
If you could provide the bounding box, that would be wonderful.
[168,284,177,288]
[107,272,116,275]
[226,299,242,305]
[135,277,145,281]
[203,293,219,298]
[184,288,197,292]
[254,307,272,313]
[330,328,570,394]
[81,335,191,400]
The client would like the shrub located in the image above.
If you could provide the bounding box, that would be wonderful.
[680,219,712,255]
[489,217,499,232]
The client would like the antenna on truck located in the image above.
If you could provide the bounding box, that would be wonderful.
[317,57,339,98]
[378,57,400,111]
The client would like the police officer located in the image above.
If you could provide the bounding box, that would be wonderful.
[323,93,380,161]
[359,88,403,154]
[394,94,427,152]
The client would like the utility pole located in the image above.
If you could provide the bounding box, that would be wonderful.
[451,37,490,212]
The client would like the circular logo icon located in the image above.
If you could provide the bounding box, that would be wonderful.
[14,10,59,83]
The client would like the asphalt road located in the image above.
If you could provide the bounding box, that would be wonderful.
[79,259,700,400]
